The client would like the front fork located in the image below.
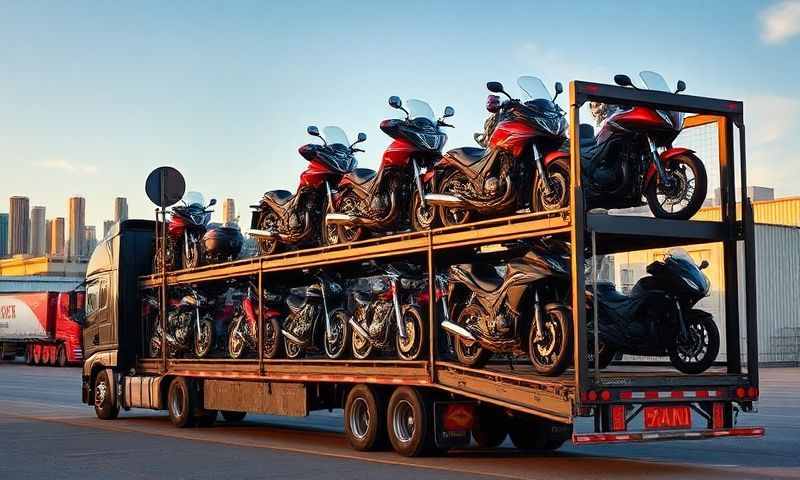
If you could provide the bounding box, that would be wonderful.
[532,290,545,343]
[391,278,408,340]
[320,279,333,339]
[648,136,674,189]
[532,144,552,195]
[412,159,427,208]
[325,181,334,212]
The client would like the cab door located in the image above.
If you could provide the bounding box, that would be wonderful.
[82,274,115,358]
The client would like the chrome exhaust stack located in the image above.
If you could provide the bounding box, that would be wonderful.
[281,329,305,345]
[348,318,370,340]
[424,193,466,208]
[440,320,476,341]
[249,228,278,239]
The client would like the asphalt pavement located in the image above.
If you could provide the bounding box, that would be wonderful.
[0,363,798,479]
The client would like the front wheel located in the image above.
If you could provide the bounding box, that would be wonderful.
[227,320,246,359]
[439,171,474,226]
[94,369,119,420]
[670,310,720,374]
[528,304,573,376]
[194,318,214,358]
[645,153,708,220]
[396,306,426,361]
[325,309,351,360]
[262,316,283,359]
[182,237,202,270]
[532,159,570,212]
[284,336,305,359]
[410,191,438,231]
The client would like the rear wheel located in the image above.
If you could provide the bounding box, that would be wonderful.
[396,306,425,361]
[528,304,572,376]
[532,159,570,212]
[262,317,283,359]
[645,153,708,220]
[439,171,474,226]
[472,406,508,448]
[344,384,387,451]
[194,318,214,358]
[670,310,720,374]
[336,193,366,244]
[221,411,247,422]
[386,387,437,457]
[324,309,350,360]
[168,377,195,428]
[255,210,280,256]
[454,305,490,368]
[284,337,305,359]
[94,370,119,420]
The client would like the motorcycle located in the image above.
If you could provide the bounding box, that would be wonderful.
[149,286,216,359]
[154,192,216,271]
[425,76,568,226]
[347,263,427,361]
[442,239,573,376]
[326,97,454,240]
[227,281,285,359]
[280,274,350,359]
[202,221,244,265]
[249,126,364,255]
[549,71,708,220]
[587,248,719,374]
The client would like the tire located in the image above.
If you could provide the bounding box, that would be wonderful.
[439,171,474,226]
[196,410,217,427]
[472,406,508,448]
[168,377,195,428]
[324,309,351,360]
[532,158,570,212]
[194,318,214,358]
[284,337,305,359]
[645,153,708,220]
[344,384,387,451]
[221,411,247,422]
[182,239,201,270]
[227,320,246,359]
[336,192,366,244]
[528,303,572,376]
[56,345,67,367]
[262,316,283,359]
[93,370,119,420]
[386,387,436,457]
[453,305,490,368]
[508,415,570,451]
[255,210,280,256]
[396,306,426,361]
[411,191,438,231]
[669,310,720,374]
[25,345,33,365]
[351,323,373,360]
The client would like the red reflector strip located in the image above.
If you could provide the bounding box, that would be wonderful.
[572,427,765,445]
[611,405,626,432]
[712,402,725,430]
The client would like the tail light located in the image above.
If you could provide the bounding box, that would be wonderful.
[747,386,758,398]
[611,405,626,431]
[712,402,725,429]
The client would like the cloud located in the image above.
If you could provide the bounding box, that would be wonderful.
[744,94,800,146]
[36,158,98,174]
[760,0,800,44]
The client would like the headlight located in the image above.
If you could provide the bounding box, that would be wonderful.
[412,132,445,151]
[682,276,700,292]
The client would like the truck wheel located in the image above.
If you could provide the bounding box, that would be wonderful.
[94,370,119,420]
[221,411,247,422]
[472,406,508,448]
[32,345,41,365]
[344,384,387,451]
[56,345,67,367]
[387,387,436,457]
[168,377,196,428]
[508,415,571,451]
[25,345,34,365]
[42,346,52,365]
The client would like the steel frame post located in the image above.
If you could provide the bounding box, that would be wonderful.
[737,121,759,386]
[258,260,264,376]
[428,232,436,383]
[719,118,742,374]
[569,81,589,400]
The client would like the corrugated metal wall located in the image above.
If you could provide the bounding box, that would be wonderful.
[692,197,800,227]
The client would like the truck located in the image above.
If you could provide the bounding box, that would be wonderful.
[0,291,84,366]
[80,80,764,456]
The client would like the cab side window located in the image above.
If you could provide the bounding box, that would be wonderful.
[85,278,108,320]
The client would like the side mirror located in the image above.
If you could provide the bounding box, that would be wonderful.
[486,81,504,93]
[388,96,403,109]
[307,125,321,137]
[699,260,709,270]
[208,198,217,207]
[675,80,686,94]
[614,74,634,87]
[442,106,455,118]
[553,81,563,101]
[356,132,367,143]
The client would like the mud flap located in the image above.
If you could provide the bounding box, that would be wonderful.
[433,401,476,448]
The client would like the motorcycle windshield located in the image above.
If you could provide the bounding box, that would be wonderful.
[639,71,671,92]
[517,76,552,101]
[323,126,350,147]
[665,248,710,295]
[182,191,205,208]
[406,99,436,123]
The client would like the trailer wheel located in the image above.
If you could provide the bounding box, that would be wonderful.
[387,387,436,457]
[168,377,195,428]
[56,345,67,367]
[472,406,508,448]
[508,415,571,451]
[32,345,41,365]
[221,411,247,422]
[196,410,217,427]
[93,370,119,420]
[25,345,34,365]
[344,384,387,451]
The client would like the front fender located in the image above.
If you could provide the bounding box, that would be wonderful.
[542,150,570,167]
[644,147,696,188]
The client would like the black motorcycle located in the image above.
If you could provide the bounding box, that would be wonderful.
[149,286,215,359]
[443,239,573,376]
[280,274,350,359]
[347,263,427,361]
[588,248,719,374]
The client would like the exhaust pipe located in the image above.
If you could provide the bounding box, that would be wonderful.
[440,320,476,341]
[348,318,370,339]
[249,228,278,238]
[326,213,358,225]
[281,329,305,345]
[424,193,465,208]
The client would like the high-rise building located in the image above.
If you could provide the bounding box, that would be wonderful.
[50,217,65,257]
[30,206,47,257]
[0,213,8,258]
[9,196,30,256]
[222,198,236,224]
[45,219,52,257]
[114,197,128,223]
[84,225,97,256]
[68,196,86,259]
[103,220,115,238]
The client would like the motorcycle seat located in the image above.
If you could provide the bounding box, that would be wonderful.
[286,294,307,312]
[446,147,485,167]
[345,168,377,185]
[454,263,503,292]
[265,189,293,205]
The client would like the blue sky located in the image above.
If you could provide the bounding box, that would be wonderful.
[1,0,798,230]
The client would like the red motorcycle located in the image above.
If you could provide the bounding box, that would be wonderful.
[249,126,363,255]
[425,76,569,226]
[325,97,454,241]
[154,192,215,271]
[547,71,708,219]
[226,282,285,359]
